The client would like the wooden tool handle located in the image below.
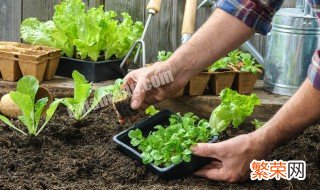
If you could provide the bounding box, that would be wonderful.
[182,0,197,34]
[147,0,162,13]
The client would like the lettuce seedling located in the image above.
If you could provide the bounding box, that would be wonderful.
[104,79,139,119]
[157,51,173,62]
[209,88,261,133]
[207,57,232,72]
[61,71,110,120]
[0,76,61,136]
[239,53,263,74]
[252,119,265,130]
[145,105,159,116]
[129,112,215,167]
[129,88,261,167]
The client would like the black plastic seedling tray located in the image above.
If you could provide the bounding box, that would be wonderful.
[113,109,219,180]
[56,57,124,82]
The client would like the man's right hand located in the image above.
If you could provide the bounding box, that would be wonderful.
[124,61,187,110]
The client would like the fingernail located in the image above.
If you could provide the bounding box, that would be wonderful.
[190,144,198,152]
[131,100,140,109]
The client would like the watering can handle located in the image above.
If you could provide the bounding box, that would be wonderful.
[147,0,162,14]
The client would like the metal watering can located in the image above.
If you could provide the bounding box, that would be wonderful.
[198,0,320,96]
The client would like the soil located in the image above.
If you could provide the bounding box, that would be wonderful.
[0,106,319,190]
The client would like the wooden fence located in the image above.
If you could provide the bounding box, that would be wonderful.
[0,0,296,63]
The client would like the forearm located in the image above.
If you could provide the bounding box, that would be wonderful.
[255,79,320,152]
[169,8,254,81]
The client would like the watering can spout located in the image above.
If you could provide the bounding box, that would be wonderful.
[197,0,216,10]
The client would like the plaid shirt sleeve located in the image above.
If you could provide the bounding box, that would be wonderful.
[217,0,320,90]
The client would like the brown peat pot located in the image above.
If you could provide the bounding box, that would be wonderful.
[188,72,211,96]
[0,51,22,81]
[208,71,236,95]
[113,96,139,119]
[232,72,259,94]
[0,42,61,82]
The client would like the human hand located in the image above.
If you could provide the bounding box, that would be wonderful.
[191,131,274,182]
[124,61,187,110]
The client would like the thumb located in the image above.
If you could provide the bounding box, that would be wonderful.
[191,143,222,159]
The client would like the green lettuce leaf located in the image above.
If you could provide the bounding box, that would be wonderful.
[209,88,261,133]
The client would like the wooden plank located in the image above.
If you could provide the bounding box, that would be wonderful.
[83,0,105,8]
[144,0,184,63]
[0,0,22,42]
[22,0,60,22]
[104,0,145,22]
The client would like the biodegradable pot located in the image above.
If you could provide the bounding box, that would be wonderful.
[113,109,219,179]
[188,72,211,96]
[209,71,236,95]
[232,72,259,94]
[18,51,48,83]
[113,96,139,119]
[43,50,61,80]
[56,57,123,82]
[0,52,22,81]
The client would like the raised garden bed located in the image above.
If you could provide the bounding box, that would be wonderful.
[0,106,318,189]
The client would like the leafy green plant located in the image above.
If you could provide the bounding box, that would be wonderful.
[145,105,159,116]
[104,79,128,101]
[239,53,263,74]
[129,113,216,166]
[209,88,261,133]
[252,119,265,130]
[21,0,143,61]
[129,88,260,167]
[157,51,173,62]
[0,76,62,136]
[228,49,241,64]
[207,57,232,72]
[60,71,110,120]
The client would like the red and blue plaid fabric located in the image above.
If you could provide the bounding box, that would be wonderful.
[217,0,320,90]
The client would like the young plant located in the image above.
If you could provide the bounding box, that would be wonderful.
[0,76,61,136]
[145,105,159,116]
[157,51,173,61]
[129,113,215,167]
[209,88,261,133]
[252,119,265,130]
[129,88,261,167]
[207,57,232,72]
[105,79,139,119]
[61,70,109,120]
[238,53,263,74]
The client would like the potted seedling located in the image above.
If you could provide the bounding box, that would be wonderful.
[0,76,61,136]
[206,55,236,95]
[59,70,110,121]
[104,79,140,124]
[20,0,143,82]
[113,88,261,179]
[157,51,184,97]
[232,52,263,94]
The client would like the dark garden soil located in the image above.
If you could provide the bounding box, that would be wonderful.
[0,106,319,190]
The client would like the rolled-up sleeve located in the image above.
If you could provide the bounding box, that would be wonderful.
[308,51,320,90]
[216,0,284,35]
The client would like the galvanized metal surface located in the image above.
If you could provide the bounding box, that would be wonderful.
[263,2,320,96]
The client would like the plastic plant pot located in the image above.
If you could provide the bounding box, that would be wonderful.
[56,57,124,82]
[232,72,259,94]
[113,109,219,180]
[208,71,236,95]
[188,72,211,96]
